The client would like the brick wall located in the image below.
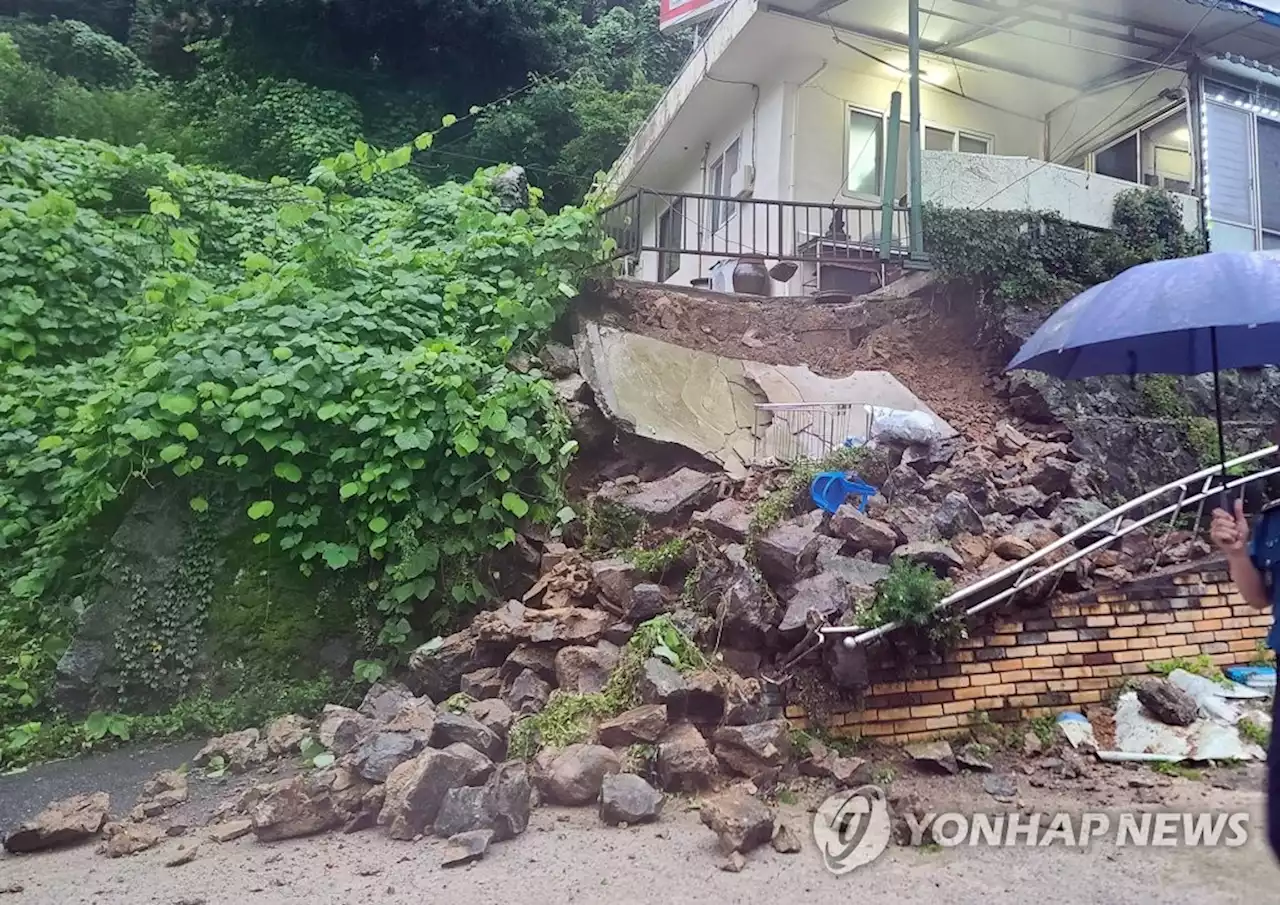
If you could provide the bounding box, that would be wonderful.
[784,559,1272,744]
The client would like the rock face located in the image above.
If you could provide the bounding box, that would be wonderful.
[460,667,503,700]
[699,789,775,853]
[251,776,342,843]
[4,792,110,854]
[533,744,621,806]
[358,682,416,722]
[596,705,668,747]
[1137,679,1200,727]
[502,668,552,716]
[712,721,793,779]
[656,723,719,792]
[892,542,963,577]
[691,498,752,543]
[473,602,610,647]
[599,774,664,826]
[379,746,492,841]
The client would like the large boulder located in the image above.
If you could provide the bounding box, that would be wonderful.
[473,602,611,646]
[194,729,265,773]
[555,645,619,696]
[892,542,963,577]
[699,789,775,853]
[317,706,375,757]
[379,746,493,841]
[625,583,670,623]
[3,792,109,854]
[1028,457,1076,495]
[251,776,343,843]
[597,705,669,747]
[358,682,416,722]
[934,492,983,539]
[829,505,899,557]
[696,545,778,647]
[656,723,719,792]
[532,744,621,806]
[599,774,664,826]
[594,468,718,528]
[467,699,515,739]
[691,498,752,543]
[408,629,478,701]
[591,558,640,608]
[667,670,727,724]
[351,731,422,783]
[755,521,822,584]
[502,668,552,717]
[384,696,437,736]
[712,721,793,779]
[638,658,687,704]
[430,712,505,761]
[485,761,534,841]
[264,714,311,757]
[778,571,849,634]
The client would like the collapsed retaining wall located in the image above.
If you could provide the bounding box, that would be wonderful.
[785,559,1272,743]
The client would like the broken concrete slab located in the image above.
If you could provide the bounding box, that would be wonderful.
[594,468,717,528]
[574,322,952,476]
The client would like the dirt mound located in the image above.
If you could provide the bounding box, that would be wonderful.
[579,281,1016,442]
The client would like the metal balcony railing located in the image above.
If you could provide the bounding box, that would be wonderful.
[600,189,910,289]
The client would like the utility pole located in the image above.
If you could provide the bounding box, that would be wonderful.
[908,0,924,259]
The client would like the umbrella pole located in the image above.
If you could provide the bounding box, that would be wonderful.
[1210,326,1230,504]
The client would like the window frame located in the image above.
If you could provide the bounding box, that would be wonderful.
[843,105,993,200]
[1086,106,1193,193]
[657,197,683,282]
[708,136,741,231]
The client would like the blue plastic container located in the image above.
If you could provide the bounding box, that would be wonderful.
[811,471,879,515]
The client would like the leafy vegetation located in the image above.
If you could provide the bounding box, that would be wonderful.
[859,558,961,649]
[1238,716,1270,748]
[923,188,1205,310]
[748,445,870,541]
[1149,655,1231,687]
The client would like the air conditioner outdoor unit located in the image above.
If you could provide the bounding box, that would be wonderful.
[729,164,755,199]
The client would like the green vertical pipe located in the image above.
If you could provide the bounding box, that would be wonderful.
[880,91,902,262]
[908,0,924,258]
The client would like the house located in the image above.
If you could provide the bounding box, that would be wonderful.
[603,0,1280,294]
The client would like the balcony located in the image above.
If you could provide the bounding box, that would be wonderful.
[600,189,912,298]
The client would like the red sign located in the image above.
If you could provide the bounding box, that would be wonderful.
[659,0,730,32]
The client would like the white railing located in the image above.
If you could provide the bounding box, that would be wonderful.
[752,402,875,464]
[823,443,1280,649]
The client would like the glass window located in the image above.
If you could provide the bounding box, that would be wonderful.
[1140,114,1192,193]
[1095,134,1138,182]
[1257,119,1280,234]
[657,197,683,282]
[710,138,740,230]
[1206,102,1254,227]
[958,133,991,154]
[925,126,955,151]
[847,109,883,196]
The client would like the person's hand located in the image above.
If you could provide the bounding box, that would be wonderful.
[1210,498,1250,557]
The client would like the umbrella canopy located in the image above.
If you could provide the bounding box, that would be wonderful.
[1007,250,1280,379]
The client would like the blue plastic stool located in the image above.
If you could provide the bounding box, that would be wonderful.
[811,471,879,514]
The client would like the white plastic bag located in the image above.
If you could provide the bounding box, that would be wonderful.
[868,407,945,447]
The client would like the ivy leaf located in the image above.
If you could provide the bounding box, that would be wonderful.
[189,496,209,513]
[317,402,342,421]
[312,752,336,769]
[454,432,479,455]
[272,346,293,361]
[158,393,197,416]
[274,462,303,483]
[501,492,529,518]
[323,545,357,569]
[414,131,434,150]
[278,204,313,227]
[441,113,458,128]
[339,482,361,501]
[247,500,275,520]
[253,532,271,544]
[37,435,62,451]
[159,443,187,463]
[261,388,286,406]
[244,252,272,272]
[177,422,199,441]
[368,516,389,533]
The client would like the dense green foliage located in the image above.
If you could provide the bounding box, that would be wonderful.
[923,188,1205,309]
[0,1,688,205]
[0,121,609,756]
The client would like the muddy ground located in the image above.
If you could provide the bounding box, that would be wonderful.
[1,742,1274,904]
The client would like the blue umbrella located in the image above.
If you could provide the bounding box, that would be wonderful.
[1008,249,1280,468]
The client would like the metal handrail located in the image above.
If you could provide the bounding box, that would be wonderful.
[823,443,1280,649]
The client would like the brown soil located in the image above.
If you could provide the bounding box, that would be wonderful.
[582,280,1016,442]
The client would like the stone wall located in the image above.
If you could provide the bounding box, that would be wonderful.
[784,559,1272,743]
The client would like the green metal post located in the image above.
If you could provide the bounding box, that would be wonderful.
[908,0,924,258]
[880,91,902,262]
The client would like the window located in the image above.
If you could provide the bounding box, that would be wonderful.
[1089,109,1192,193]
[958,133,991,154]
[846,109,883,196]
[709,138,740,230]
[657,197,683,282]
